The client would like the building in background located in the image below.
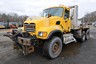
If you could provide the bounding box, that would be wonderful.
[0,21,23,29]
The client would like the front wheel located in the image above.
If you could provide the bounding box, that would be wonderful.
[43,37,62,59]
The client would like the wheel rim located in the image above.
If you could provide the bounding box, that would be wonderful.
[52,42,60,54]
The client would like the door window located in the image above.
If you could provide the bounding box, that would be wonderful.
[64,9,69,20]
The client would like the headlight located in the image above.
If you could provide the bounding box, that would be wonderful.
[38,32,47,37]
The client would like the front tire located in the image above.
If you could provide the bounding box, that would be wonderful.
[43,37,62,59]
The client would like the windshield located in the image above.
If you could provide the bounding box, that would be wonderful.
[42,7,63,17]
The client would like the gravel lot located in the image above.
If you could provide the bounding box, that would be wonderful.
[0,26,96,64]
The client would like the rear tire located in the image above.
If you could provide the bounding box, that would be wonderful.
[43,37,62,59]
[85,30,90,40]
[79,31,86,42]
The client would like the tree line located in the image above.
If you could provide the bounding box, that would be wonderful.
[0,13,28,22]
[82,11,96,23]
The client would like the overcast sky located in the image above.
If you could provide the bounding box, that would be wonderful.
[0,0,96,18]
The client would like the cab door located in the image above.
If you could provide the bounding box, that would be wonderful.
[63,8,71,32]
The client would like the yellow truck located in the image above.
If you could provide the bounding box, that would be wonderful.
[0,26,5,29]
[0,22,5,29]
[5,5,90,59]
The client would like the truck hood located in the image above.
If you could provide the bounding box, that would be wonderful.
[24,16,49,27]
[24,16,62,26]
[24,16,62,35]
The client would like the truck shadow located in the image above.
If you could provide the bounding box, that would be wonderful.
[22,42,83,58]
[60,42,82,57]
[24,42,83,58]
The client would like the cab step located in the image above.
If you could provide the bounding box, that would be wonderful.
[63,34,76,44]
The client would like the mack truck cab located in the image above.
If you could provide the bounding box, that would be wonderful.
[5,5,90,59]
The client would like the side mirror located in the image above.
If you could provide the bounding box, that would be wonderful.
[64,15,68,20]
[70,10,74,20]
[71,16,73,20]
[47,14,51,18]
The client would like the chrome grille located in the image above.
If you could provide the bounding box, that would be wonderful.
[24,23,35,32]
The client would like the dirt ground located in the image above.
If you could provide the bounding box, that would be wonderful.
[0,27,96,64]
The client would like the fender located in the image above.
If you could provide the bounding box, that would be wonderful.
[47,30,63,40]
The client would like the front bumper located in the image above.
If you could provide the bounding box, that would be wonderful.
[18,37,35,55]
[18,37,34,46]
